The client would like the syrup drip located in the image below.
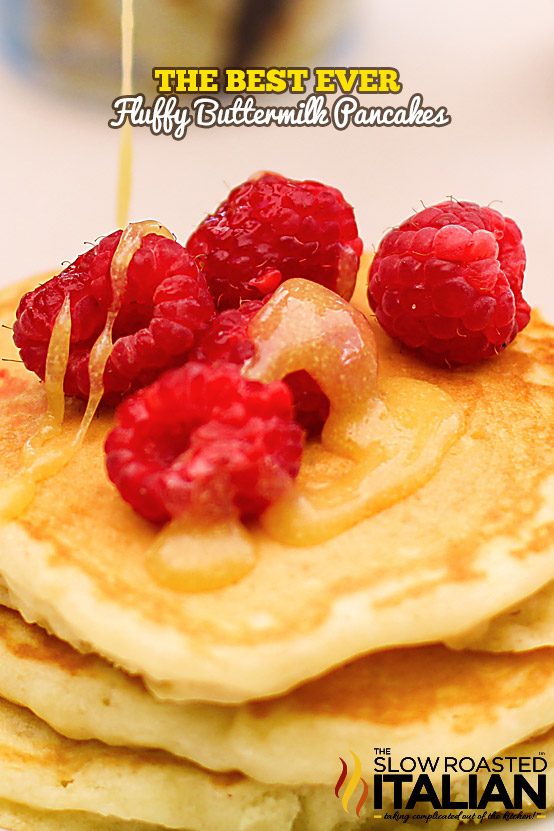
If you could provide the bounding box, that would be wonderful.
[243,279,464,545]
[262,377,463,545]
[74,220,172,447]
[148,515,257,593]
[244,278,379,459]
[0,296,74,519]
[1,221,172,522]
[22,293,72,462]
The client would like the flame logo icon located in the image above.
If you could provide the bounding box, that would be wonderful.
[335,751,369,817]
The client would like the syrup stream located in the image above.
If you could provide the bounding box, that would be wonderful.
[116,0,134,228]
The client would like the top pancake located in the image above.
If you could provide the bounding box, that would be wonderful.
[0,273,553,703]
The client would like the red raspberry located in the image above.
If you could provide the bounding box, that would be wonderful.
[191,300,264,366]
[187,172,363,310]
[105,362,304,524]
[283,369,331,438]
[368,200,530,366]
[13,231,215,402]
[191,301,330,437]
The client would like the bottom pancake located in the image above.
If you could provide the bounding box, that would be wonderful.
[0,801,478,831]
[0,688,551,831]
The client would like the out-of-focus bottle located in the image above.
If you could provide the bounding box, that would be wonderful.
[0,0,348,99]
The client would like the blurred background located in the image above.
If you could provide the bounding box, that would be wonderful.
[0,0,553,319]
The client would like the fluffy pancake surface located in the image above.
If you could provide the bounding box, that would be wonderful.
[0,605,552,787]
[0,277,553,702]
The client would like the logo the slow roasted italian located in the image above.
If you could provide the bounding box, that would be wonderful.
[334,752,548,818]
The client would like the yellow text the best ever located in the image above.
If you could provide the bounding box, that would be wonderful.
[152,66,403,95]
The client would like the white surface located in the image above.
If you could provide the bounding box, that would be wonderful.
[0,2,552,829]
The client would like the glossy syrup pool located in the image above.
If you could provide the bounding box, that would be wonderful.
[148,515,258,593]
[246,279,464,546]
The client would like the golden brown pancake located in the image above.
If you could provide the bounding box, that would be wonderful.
[0,604,551,788]
[0,274,552,703]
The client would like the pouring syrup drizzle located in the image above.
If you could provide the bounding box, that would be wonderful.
[116,0,135,228]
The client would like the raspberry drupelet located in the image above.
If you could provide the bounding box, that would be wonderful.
[13,230,215,402]
[187,172,363,310]
[105,362,304,524]
[368,200,530,366]
[192,301,330,436]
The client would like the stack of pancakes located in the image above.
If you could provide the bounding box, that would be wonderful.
[0,270,552,831]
